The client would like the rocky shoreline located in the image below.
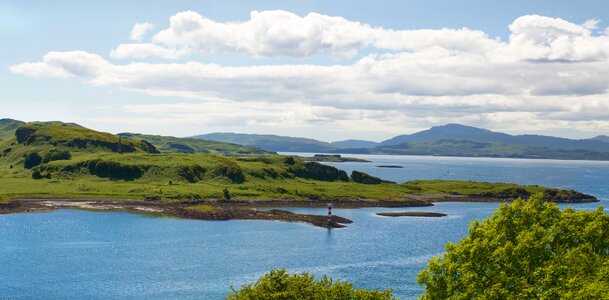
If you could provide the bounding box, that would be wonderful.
[377,212,448,217]
[0,192,598,228]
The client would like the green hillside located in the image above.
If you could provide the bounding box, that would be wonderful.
[348,139,609,160]
[192,132,338,152]
[0,122,593,203]
[119,133,273,155]
[0,118,25,140]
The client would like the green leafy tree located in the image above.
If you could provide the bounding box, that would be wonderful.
[23,152,42,169]
[417,193,609,299]
[227,269,395,299]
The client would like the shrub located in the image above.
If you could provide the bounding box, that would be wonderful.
[223,188,231,201]
[81,159,144,180]
[178,164,206,183]
[417,193,609,299]
[212,159,245,183]
[24,152,42,169]
[42,149,71,163]
[351,170,384,184]
[32,170,43,179]
[292,162,349,182]
[227,269,395,299]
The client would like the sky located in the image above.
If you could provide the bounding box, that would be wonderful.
[2,0,609,142]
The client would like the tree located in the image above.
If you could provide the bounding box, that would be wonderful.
[223,188,231,201]
[227,269,395,299]
[417,193,609,299]
[23,152,42,169]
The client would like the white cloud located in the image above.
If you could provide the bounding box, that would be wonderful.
[582,18,600,30]
[10,11,609,135]
[130,22,154,42]
[110,43,185,59]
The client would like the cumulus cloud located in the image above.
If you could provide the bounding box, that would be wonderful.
[10,11,609,135]
[130,22,154,42]
[108,11,609,63]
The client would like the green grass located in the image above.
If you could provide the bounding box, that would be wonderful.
[189,204,222,212]
[402,180,547,195]
[119,133,272,155]
[0,121,578,203]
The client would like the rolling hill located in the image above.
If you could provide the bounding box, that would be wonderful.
[191,124,609,160]
[192,133,338,152]
[119,133,273,156]
[378,124,609,152]
[331,139,379,149]
[0,118,25,140]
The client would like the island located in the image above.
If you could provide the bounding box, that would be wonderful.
[301,154,370,162]
[377,212,447,217]
[0,121,598,228]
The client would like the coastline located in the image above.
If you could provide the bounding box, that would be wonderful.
[0,193,598,228]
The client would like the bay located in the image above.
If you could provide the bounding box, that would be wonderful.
[1,154,607,299]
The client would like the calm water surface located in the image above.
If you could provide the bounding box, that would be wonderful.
[1,154,608,299]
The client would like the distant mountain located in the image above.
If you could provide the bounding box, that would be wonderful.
[591,135,609,143]
[0,118,26,140]
[379,124,609,152]
[380,124,512,146]
[192,133,338,152]
[331,139,378,149]
[119,133,272,155]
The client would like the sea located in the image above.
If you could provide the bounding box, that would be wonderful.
[1,154,608,299]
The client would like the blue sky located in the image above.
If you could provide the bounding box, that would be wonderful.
[2,0,609,141]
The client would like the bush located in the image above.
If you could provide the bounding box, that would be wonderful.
[417,193,609,299]
[24,152,42,169]
[223,188,231,201]
[42,149,71,163]
[351,170,384,184]
[178,164,206,183]
[32,170,43,179]
[211,159,245,183]
[292,162,349,182]
[81,159,144,180]
[227,269,395,299]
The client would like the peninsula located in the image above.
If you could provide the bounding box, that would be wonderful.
[0,120,597,228]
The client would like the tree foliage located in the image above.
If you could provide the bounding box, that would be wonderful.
[23,152,42,169]
[227,269,395,300]
[417,193,609,299]
[42,149,71,163]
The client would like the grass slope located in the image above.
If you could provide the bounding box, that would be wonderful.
[192,132,338,152]
[0,118,25,140]
[0,122,592,203]
[119,133,273,155]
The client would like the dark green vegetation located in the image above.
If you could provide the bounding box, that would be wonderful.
[119,133,272,155]
[417,193,609,299]
[194,124,609,161]
[351,170,387,184]
[376,212,447,217]
[302,154,370,163]
[227,269,395,299]
[0,120,595,204]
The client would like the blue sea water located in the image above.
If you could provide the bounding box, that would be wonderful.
[1,154,608,299]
